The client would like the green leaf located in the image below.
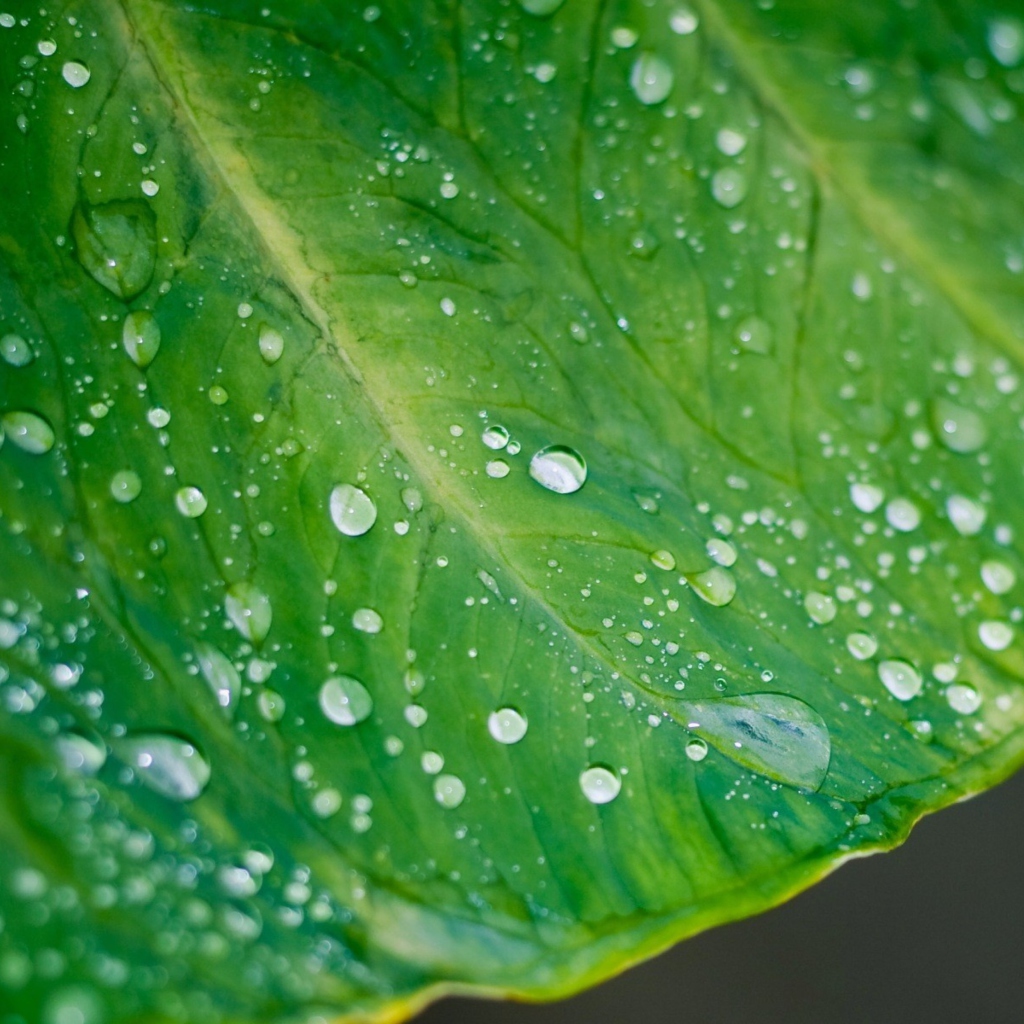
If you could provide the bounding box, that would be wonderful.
[2,1,1024,1022]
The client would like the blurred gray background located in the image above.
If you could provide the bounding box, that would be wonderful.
[418,768,1024,1024]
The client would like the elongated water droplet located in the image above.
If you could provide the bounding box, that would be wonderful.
[116,734,211,801]
[677,693,831,790]
[0,333,33,367]
[529,445,587,494]
[110,469,141,503]
[258,323,284,363]
[650,549,676,571]
[711,168,748,208]
[197,644,241,710]
[946,494,986,536]
[686,566,736,607]
[846,632,878,660]
[3,410,54,453]
[258,690,285,722]
[72,200,156,300]
[669,7,699,34]
[488,707,528,744]
[320,675,373,725]
[225,582,272,645]
[630,53,674,105]
[931,398,987,453]
[878,659,922,700]
[579,765,621,804]
[330,483,377,536]
[175,485,207,518]
[122,310,161,367]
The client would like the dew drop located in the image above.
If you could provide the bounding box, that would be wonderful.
[878,660,922,700]
[981,560,1016,595]
[630,53,674,106]
[946,494,986,536]
[579,765,621,804]
[517,0,565,15]
[115,734,211,801]
[735,315,772,354]
[0,333,34,367]
[433,774,466,808]
[979,620,1013,651]
[706,537,737,567]
[931,398,987,453]
[488,707,528,744]
[319,676,373,725]
[352,607,383,634]
[257,690,285,722]
[482,424,510,450]
[885,497,920,532]
[259,324,284,363]
[684,737,708,762]
[312,789,342,819]
[846,632,878,660]
[54,733,107,775]
[110,469,141,504]
[716,128,747,156]
[72,199,156,300]
[61,60,90,87]
[486,459,510,478]
[225,582,272,645]
[529,445,587,494]
[686,566,736,607]
[946,683,982,715]
[196,644,241,710]
[850,481,884,514]
[804,591,836,625]
[330,483,377,536]
[669,6,699,33]
[2,410,54,454]
[421,751,445,774]
[988,17,1024,67]
[175,485,207,518]
[711,168,748,208]
[650,549,676,571]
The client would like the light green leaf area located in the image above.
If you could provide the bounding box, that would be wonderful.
[2,0,1024,1021]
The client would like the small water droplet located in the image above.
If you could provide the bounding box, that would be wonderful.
[61,60,90,87]
[433,773,466,808]
[610,26,638,48]
[686,566,736,607]
[669,6,699,34]
[0,333,34,367]
[352,607,383,634]
[225,582,272,644]
[846,632,878,660]
[850,481,884,514]
[711,168,748,208]
[979,620,1013,651]
[579,765,621,804]
[650,549,676,571]
[175,486,207,517]
[209,385,229,406]
[259,324,284,363]
[878,660,922,700]
[946,494,986,536]
[319,676,373,725]
[482,424,510,450]
[804,591,836,625]
[529,445,587,494]
[734,315,772,354]
[946,683,982,715]
[330,483,377,536]
[488,707,528,744]
[110,469,141,503]
[2,410,54,454]
[885,497,920,532]
[716,128,747,156]
[630,53,674,106]
[116,734,211,801]
[258,690,285,722]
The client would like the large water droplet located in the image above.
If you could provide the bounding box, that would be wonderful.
[579,765,621,804]
[669,6,699,34]
[54,732,107,775]
[352,607,383,634]
[175,485,207,518]
[197,644,241,710]
[529,445,587,494]
[946,683,982,715]
[110,469,141,503]
[706,537,737,566]
[319,675,373,725]
[846,632,878,660]
[482,424,510,450]
[115,734,211,801]
[981,560,1015,595]
[630,53,674,105]
[878,660,922,700]
[684,737,708,762]
[0,333,34,367]
[931,398,987,454]
[988,17,1024,67]
[3,410,54,454]
[735,315,772,354]
[517,0,564,15]
[122,310,161,368]
[258,324,284,364]
[61,61,91,87]
[72,200,156,300]
[804,591,836,625]
[330,483,377,536]
[979,620,1013,651]
[885,497,920,532]
[488,707,528,744]
[686,566,736,607]
[946,494,986,536]
[433,774,466,808]
[225,582,272,645]
[711,168,748,208]
[850,481,884,513]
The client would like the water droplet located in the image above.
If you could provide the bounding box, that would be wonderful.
[878,660,922,700]
[141,178,159,197]
[225,582,272,645]
[401,486,423,513]
[677,693,831,790]
[404,668,426,696]
[319,676,373,725]
[115,734,211,801]
[684,737,708,762]
[946,494,986,536]
[208,385,229,406]
[686,566,736,607]
[850,481,884,514]
[846,632,878,660]
[61,61,90,87]
[611,26,638,48]
[54,733,107,775]
[630,53,674,106]
[989,17,1024,67]
[735,315,772,354]
[196,644,241,710]
[2,410,54,454]
[147,407,170,428]
[706,537,737,567]
[716,128,747,156]
[72,199,156,300]
[885,497,920,532]
[312,789,342,818]
[258,324,284,363]
[979,620,1013,651]
[517,0,564,15]
[569,321,589,343]
[711,168,748,208]
[529,445,587,494]
[439,180,460,199]
[0,333,33,367]
[488,707,528,744]
[440,297,457,317]
[579,765,621,804]
[486,459,510,478]
[947,683,982,715]
[650,549,676,571]
[110,469,141,503]
[330,483,377,536]
[804,591,836,625]
[433,774,466,808]
[981,560,1016,595]
[931,398,987,453]
[175,485,207,518]
[258,689,285,722]
[352,607,383,634]
[482,424,510,450]
[43,987,104,1024]
[405,704,428,727]
[669,6,699,34]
